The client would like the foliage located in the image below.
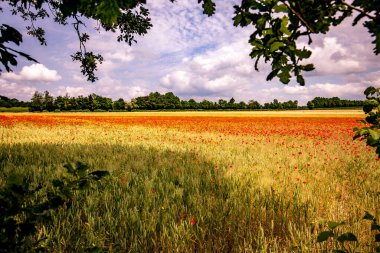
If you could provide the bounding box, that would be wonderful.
[135,91,181,110]
[317,212,380,253]
[0,162,109,252]
[25,90,303,111]
[307,97,364,109]
[262,98,298,109]
[354,86,380,157]
[307,101,314,110]
[233,0,380,85]
[30,91,44,112]
[0,95,30,108]
[0,24,37,74]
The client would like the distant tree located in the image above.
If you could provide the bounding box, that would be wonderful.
[0,95,11,107]
[180,100,190,110]
[218,99,228,109]
[227,97,236,109]
[307,97,364,109]
[188,99,198,109]
[199,99,214,110]
[307,101,314,110]
[248,100,261,109]
[43,91,54,111]
[30,91,44,112]
[163,92,181,109]
[54,96,64,111]
[272,99,280,109]
[113,98,126,110]
[126,98,138,111]
[237,101,247,109]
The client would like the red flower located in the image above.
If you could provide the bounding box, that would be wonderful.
[190,217,197,225]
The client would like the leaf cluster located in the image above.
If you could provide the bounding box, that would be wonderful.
[317,212,380,252]
[0,162,109,252]
[232,0,379,85]
[0,24,37,74]
[354,86,380,157]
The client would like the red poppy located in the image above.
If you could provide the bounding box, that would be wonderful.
[190,217,197,225]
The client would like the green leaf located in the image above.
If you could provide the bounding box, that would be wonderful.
[266,69,280,81]
[199,0,216,16]
[327,221,345,230]
[270,41,284,52]
[233,14,242,26]
[363,211,375,220]
[278,68,291,84]
[64,163,75,174]
[376,233,380,242]
[89,170,110,180]
[372,223,380,231]
[280,16,291,36]
[273,4,288,13]
[296,75,305,86]
[302,64,315,71]
[317,231,334,242]
[337,232,358,243]
[376,246,380,252]
[364,86,378,99]
[76,161,89,177]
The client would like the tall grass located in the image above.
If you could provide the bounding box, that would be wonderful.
[0,113,378,252]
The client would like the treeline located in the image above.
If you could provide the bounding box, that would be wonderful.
[28,91,120,112]
[0,95,30,107]
[1,91,365,112]
[307,97,364,109]
[27,91,299,111]
[135,92,299,110]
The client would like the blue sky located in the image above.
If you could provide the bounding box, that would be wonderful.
[1,0,379,105]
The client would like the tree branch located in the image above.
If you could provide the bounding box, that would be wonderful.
[280,0,315,33]
[339,0,375,20]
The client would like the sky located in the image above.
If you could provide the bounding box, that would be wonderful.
[0,0,379,105]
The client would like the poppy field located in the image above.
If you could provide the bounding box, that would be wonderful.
[0,111,379,252]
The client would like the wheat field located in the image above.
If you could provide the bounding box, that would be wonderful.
[0,111,378,252]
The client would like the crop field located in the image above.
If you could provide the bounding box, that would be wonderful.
[0,111,379,252]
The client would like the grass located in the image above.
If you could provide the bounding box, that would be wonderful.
[0,107,29,112]
[0,111,379,252]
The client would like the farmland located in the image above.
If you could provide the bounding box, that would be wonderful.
[0,111,379,252]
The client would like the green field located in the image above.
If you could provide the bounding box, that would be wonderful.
[0,107,29,112]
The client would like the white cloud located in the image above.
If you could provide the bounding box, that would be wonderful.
[0,79,36,101]
[56,86,91,97]
[158,39,267,98]
[305,37,365,75]
[2,64,61,82]
[105,51,134,62]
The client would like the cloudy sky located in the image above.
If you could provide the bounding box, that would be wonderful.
[1,0,379,105]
